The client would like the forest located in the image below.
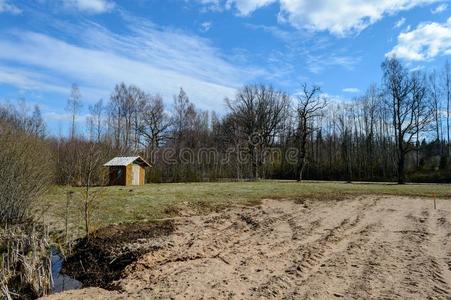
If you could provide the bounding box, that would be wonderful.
[1,57,451,194]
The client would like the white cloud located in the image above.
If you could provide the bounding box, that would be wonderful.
[198,0,440,36]
[431,3,447,13]
[44,111,89,122]
[196,0,225,12]
[306,54,360,74]
[386,18,451,61]
[0,0,22,14]
[245,23,361,77]
[0,66,67,94]
[0,20,264,110]
[226,0,275,15]
[200,21,212,32]
[60,0,115,13]
[395,17,406,28]
[343,87,360,93]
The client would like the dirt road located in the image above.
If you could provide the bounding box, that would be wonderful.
[44,196,451,299]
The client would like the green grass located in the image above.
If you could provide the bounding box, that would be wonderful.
[36,180,451,237]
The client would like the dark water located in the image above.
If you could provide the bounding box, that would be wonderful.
[51,250,82,293]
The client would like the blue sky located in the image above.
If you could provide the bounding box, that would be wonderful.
[0,0,450,135]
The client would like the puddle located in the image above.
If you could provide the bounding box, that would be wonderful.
[51,250,82,293]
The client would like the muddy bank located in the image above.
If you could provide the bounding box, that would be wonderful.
[43,196,451,300]
[62,220,175,288]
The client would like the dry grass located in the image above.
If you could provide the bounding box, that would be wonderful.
[35,180,451,238]
[0,224,52,299]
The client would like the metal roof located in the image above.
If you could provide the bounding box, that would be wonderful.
[104,156,150,167]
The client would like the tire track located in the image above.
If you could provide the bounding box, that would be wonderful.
[394,209,450,300]
[255,199,380,299]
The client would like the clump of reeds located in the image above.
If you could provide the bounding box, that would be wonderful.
[0,223,52,299]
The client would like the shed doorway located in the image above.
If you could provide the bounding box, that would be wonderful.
[132,164,140,185]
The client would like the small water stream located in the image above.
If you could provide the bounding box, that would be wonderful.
[51,250,82,293]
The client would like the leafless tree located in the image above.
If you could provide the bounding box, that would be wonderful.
[227,85,289,179]
[136,95,171,160]
[79,142,104,238]
[382,57,433,184]
[444,60,451,156]
[429,70,442,143]
[220,113,244,179]
[336,103,354,183]
[87,99,104,142]
[172,88,192,142]
[295,83,327,181]
[66,84,82,140]
[27,105,46,138]
[109,83,147,152]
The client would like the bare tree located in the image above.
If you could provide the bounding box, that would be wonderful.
[444,60,451,156]
[429,70,442,143]
[172,88,191,142]
[27,105,46,138]
[382,58,432,184]
[66,84,82,140]
[361,85,382,178]
[136,95,171,159]
[109,83,147,152]
[336,103,354,183]
[295,83,327,181]
[79,142,104,238]
[220,113,244,179]
[87,99,104,142]
[227,85,289,179]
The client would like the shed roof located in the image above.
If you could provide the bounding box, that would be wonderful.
[104,156,150,167]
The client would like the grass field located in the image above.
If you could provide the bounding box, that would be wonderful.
[37,180,451,237]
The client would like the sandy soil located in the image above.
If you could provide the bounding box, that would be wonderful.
[43,196,451,299]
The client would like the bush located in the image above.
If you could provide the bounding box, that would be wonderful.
[0,126,53,224]
[439,155,449,170]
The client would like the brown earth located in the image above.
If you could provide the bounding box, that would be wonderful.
[43,196,451,299]
[62,221,175,287]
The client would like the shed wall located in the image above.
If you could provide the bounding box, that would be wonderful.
[125,164,133,186]
[107,163,146,186]
[140,166,145,185]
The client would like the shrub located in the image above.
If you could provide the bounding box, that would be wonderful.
[0,126,53,224]
[439,155,449,170]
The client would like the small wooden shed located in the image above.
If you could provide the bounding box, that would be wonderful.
[104,156,150,186]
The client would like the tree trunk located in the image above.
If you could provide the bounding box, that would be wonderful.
[298,156,306,182]
[397,152,406,184]
[448,85,450,156]
[250,145,258,180]
[346,146,352,183]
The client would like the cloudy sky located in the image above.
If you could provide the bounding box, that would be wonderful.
[0,0,450,134]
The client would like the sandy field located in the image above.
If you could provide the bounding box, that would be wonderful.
[43,196,451,299]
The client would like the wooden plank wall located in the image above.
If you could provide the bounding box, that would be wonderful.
[140,166,145,185]
[125,164,133,186]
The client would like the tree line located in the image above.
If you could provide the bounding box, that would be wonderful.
[2,57,451,188]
